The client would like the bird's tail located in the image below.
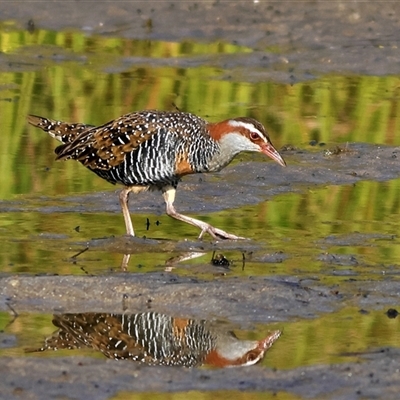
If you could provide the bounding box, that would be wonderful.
[27,114,93,144]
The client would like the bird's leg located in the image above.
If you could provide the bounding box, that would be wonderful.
[119,188,135,236]
[121,254,131,271]
[162,186,245,240]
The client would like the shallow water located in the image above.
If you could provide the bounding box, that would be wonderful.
[1,180,400,278]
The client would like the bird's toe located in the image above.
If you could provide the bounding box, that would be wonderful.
[200,225,247,241]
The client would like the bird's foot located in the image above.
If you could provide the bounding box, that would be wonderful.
[198,225,246,240]
[163,204,247,240]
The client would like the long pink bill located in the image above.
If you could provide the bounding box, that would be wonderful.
[261,143,286,167]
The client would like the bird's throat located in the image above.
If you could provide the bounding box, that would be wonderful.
[207,133,257,171]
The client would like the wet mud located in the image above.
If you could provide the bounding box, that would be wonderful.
[1,1,400,399]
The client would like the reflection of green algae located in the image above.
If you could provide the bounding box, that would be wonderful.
[0,22,252,57]
[111,391,301,400]
[1,180,400,277]
[259,307,400,370]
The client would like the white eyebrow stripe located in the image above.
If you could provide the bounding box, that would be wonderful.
[228,120,267,140]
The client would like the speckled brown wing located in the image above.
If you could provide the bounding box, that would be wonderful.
[54,112,163,171]
[84,314,149,360]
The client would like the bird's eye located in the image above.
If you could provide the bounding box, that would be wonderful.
[246,351,258,362]
[250,132,259,141]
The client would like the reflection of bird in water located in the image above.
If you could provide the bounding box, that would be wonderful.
[28,110,285,239]
[28,312,281,367]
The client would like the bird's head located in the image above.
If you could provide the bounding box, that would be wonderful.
[208,117,286,167]
[204,329,281,368]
